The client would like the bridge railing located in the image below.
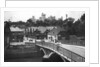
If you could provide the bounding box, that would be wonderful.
[36,41,85,62]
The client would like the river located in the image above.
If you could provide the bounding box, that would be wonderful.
[4,42,69,62]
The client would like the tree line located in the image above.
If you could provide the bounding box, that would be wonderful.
[4,13,85,37]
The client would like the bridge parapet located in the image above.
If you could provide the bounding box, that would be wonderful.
[36,41,85,62]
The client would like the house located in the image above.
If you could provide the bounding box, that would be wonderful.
[23,36,36,44]
[25,26,55,40]
[10,26,25,42]
[47,27,65,43]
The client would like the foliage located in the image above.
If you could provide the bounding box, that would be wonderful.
[4,13,85,37]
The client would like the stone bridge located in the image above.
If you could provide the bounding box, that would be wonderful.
[35,41,85,62]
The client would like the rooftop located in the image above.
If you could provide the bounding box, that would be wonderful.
[48,26,65,36]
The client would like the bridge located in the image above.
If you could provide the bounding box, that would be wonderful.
[35,41,85,62]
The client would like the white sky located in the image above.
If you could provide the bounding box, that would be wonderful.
[4,8,85,22]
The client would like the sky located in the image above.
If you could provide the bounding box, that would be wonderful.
[4,8,85,22]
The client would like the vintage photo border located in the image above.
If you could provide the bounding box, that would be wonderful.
[0,7,90,67]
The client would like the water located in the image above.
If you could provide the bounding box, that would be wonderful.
[4,42,70,62]
[5,43,43,62]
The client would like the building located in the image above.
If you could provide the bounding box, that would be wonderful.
[10,26,25,42]
[47,16,56,21]
[39,13,46,22]
[47,27,65,43]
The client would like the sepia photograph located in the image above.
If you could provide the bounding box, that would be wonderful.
[4,8,85,62]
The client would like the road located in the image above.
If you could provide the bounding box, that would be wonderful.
[61,44,85,57]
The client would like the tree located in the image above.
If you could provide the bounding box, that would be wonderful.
[26,18,35,26]
[72,13,85,36]
[63,17,74,27]
[63,17,75,34]
[80,14,85,22]
[34,29,41,35]
[4,22,11,49]
[4,22,11,36]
